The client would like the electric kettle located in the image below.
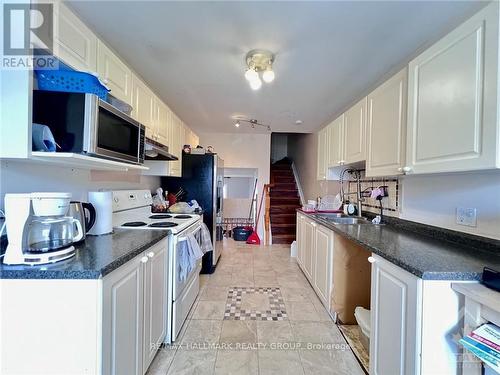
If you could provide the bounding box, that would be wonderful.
[68,201,96,242]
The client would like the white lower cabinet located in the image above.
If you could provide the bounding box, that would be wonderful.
[302,219,315,281]
[370,254,467,375]
[296,213,305,267]
[370,253,421,375]
[102,252,145,375]
[102,239,168,375]
[142,245,168,372]
[313,225,334,307]
[296,214,334,309]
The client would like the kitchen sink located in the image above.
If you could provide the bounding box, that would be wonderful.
[329,217,372,225]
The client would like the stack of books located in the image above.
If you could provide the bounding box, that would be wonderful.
[460,323,500,372]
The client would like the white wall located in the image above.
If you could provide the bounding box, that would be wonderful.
[0,161,161,210]
[400,171,500,240]
[287,133,340,201]
[199,132,270,238]
[271,133,288,163]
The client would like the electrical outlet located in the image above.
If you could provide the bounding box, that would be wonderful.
[456,207,477,227]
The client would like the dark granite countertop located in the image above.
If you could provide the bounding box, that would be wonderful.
[298,210,500,281]
[0,229,170,279]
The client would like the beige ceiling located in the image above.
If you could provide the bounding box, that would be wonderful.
[69,1,486,134]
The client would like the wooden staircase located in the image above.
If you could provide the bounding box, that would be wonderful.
[268,159,301,244]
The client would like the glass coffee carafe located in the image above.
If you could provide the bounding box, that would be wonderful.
[26,216,83,253]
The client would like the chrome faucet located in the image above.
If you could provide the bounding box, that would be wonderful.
[340,168,364,217]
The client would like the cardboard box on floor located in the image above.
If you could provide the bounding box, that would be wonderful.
[331,235,371,324]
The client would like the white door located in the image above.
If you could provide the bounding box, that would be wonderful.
[316,127,328,180]
[303,220,315,281]
[344,97,367,164]
[313,225,334,307]
[327,115,344,167]
[370,254,421,375]
[366,68,408,177]
[97,41,132,104]
[102,253,145,375]
[406,2,499,174]
[131,76,155,137]
[143,242,168,373]
[54,3,97,72]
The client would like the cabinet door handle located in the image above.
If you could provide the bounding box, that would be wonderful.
[368,256,376,263]
[147,251,155,258]
[402,166,412,174]
[140,256,149,263]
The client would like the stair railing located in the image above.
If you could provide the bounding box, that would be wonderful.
[291,161,306,206]
[263,183,274,245]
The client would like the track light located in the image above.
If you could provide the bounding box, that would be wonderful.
[232,118,271,131]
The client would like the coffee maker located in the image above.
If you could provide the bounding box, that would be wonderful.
[3,193,83,265]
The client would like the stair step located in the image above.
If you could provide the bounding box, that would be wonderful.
[271,183,297,190]
[270,205,301,213]
[269,214,296,224]
[272,234,296,245]
[270,197,300,205]
[271,170,294,176]
[272,176,295,183]
[271,164,292,170]
[270,191,299,198]
[271,223,296,235]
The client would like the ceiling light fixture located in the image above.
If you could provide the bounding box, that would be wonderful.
[244,49,275,90]
[232,117,271,132]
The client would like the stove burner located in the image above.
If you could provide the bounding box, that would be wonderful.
[175,215,192,219]
[122,221,148,227]
[149,214,172,219]
[149,222,179,228]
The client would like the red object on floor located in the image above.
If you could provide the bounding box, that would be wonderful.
[246,187,265,245]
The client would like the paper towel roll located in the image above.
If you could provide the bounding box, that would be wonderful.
[87,191,112,235]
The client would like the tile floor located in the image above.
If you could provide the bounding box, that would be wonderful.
[147,238,364,375]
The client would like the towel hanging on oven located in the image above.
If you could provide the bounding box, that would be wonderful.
[179,234,204,282]
[200,222,213,254]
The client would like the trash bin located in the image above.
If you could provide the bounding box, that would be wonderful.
[232,226,252,241]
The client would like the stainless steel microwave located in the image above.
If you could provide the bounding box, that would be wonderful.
[32,91,145,164]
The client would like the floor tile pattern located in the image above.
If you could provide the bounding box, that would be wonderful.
[224,287,287,321]
[146,238,364,375]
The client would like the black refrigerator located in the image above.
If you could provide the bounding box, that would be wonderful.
[162,153,224,273]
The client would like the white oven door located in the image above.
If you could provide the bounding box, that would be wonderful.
[172,223,202,300]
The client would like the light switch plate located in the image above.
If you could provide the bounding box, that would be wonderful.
[456,207,477,227]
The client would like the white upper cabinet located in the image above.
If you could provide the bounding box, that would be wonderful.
[317,127,328,180]
[97,41,133,105]
[343,97,367,164]
[366,68,408,177]
[406,2,500,174]
[169,115,183,177]
[327,114,344,167]
[54,4,97,72]
[156,101,171,146]
[131,76,155,135]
